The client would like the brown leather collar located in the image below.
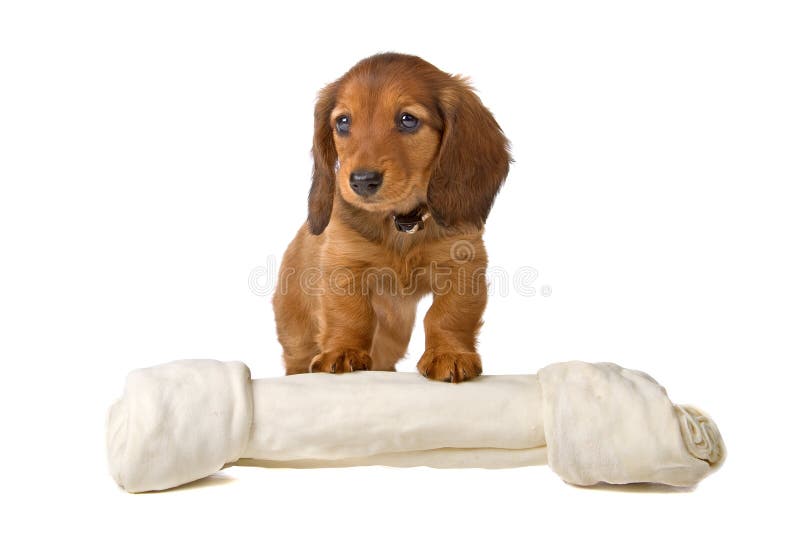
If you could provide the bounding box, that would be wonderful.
[393,206,430,233]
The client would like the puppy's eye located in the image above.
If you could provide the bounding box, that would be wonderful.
[335,115,351,135]
[398,113,419,132]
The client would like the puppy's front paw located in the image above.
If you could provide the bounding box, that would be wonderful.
[310,349,372,374]
[417,350,482,383]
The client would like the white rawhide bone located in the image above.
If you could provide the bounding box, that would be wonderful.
[106,360,725,493]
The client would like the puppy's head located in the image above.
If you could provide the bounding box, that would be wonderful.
[307,53,510,235]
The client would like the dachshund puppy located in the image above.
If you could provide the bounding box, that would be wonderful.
[274,53,510,382]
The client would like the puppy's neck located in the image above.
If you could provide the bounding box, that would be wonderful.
[334,195,429,244]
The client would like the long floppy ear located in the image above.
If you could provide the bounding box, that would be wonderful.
[428,77,511,229]
[307,82,339,235]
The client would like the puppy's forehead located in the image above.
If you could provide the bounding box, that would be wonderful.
[337,74,436,117]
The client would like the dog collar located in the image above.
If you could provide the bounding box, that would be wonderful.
[393,207,430,234]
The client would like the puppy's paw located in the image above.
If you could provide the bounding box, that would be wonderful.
[310,349,372,374]
[417,350,482,383]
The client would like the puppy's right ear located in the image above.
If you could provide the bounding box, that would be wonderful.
[307,82,339,235]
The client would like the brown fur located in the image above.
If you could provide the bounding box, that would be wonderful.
[273,53,510,382]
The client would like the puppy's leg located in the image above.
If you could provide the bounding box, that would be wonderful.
[274,228,322,375]
[310,269,377,373]
[274,285,319,375]
[417,241,488,383]
[369,294,417,371]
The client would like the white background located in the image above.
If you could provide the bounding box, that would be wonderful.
[1,0,798,532]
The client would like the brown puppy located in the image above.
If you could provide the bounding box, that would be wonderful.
[274,53,510,382]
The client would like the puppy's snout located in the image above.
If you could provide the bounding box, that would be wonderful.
[349,170,383,197]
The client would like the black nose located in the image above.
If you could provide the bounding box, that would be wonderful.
[349,170,383,197]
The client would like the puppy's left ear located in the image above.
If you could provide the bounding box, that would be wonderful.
[307,81,339,235]
[428,77,511,229]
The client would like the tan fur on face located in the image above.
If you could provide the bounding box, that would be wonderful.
[331,83,441,214]
[274,53,510,382]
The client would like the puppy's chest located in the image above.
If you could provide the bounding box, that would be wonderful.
[362,245,438,297]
